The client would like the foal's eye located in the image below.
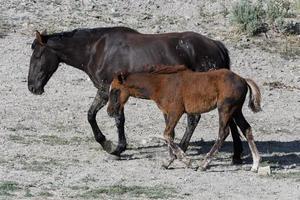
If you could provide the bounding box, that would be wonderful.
[110,89,120,103]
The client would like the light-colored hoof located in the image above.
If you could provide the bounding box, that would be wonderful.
[161,163,169,169]
[182,157,192,168]
[258,166,271,176]
[250,166,258,172]
[198,165,207,171]
[161,158,175,169]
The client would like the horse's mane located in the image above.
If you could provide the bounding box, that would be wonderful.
[143,64,188,74]
[45,26,139,39]
[32,27,139,49]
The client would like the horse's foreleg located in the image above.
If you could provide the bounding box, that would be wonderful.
[110,110,127,156]
[88,87,117,154]
[179,114,201,152]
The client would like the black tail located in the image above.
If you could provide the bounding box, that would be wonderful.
[215,40,231,69]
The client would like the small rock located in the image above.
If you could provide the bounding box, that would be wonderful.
[258,166,271,176]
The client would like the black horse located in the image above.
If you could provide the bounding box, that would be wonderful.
[28,26,243,163]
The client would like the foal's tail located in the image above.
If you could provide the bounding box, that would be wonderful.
[245,79,262,113]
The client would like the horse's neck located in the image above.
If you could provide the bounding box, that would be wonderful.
[56,42,89,71]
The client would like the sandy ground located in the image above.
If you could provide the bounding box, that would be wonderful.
[0,0,299,199]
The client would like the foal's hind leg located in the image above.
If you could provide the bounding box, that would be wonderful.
[234,110,260,172]
[179,114,201,152]
[200,109,231,170]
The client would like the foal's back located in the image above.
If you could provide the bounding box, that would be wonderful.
[144,69,248,114]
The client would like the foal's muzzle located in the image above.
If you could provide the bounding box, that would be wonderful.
[107,105,121,118]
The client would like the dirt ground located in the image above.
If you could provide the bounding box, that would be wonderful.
[0,0,299,199]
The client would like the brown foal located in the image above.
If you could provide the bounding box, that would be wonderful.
[107,65,262,171]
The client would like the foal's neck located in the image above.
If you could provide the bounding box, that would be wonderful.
[127,74,161,100]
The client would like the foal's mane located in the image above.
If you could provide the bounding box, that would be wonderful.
[143,64,188,74]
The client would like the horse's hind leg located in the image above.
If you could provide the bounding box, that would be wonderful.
[233,110,260,172]
[229,120,243,164]
[179,114,201,152]
[200,108,231,170]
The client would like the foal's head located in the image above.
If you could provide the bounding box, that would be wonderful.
[107,73,130,117]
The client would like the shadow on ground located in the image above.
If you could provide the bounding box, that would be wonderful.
[124,140,300,167]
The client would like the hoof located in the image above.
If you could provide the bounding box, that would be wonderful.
[110,144,127,156]
[250,166,258,172]
[101,140,118,154]
[232,157,243,165]
[198,165,207,171]
[161,158,175,169]
[161,163,169,169]
[182,157,192,168]
[104,154,120,161]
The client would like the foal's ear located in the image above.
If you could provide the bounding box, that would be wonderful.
[35,31,45,46]
[117,72,127,84]
[41,29,47,35]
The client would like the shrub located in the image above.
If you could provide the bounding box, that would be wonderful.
[230,0,297,35]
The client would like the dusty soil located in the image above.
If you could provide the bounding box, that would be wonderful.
[0,0,299,199]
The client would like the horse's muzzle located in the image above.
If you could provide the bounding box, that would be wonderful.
[28,84,44,95]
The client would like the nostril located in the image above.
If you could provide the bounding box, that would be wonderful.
[28,85,35,93]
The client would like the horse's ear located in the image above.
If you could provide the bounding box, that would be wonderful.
[35,30,45,46]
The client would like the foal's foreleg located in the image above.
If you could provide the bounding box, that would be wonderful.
[111,110,127,156]
[162,113,191,168]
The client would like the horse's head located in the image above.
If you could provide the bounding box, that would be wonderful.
[107,73,130,117]
[28,31,60,95]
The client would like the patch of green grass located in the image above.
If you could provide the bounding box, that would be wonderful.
[76,185,177,199]
[24,188,34,197]
[40,135,70,146]
[20,158,61,172]
[8,135,32,145]
[38,191,54,197]
[271,171,300,180]
[69,185,90,190]
[0,181,21,196]
[8,133,93,146]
